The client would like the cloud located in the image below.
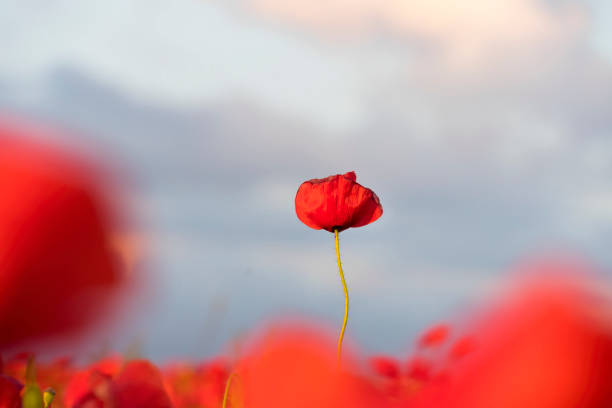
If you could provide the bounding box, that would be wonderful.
[243,0,588,70]
[234,0,612,159]
[0,0,366,131]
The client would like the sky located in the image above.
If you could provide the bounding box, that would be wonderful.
[1,0,612,361]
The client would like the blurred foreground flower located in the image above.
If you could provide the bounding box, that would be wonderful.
[1,263,611,408]
[110,360,172,408]
[417,324,449,349]
[0,374,22,408]
[412,260,612,408]
[0,120,126,348]
[235,326,383,408]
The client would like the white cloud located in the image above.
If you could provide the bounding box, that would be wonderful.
[245,0,588,70]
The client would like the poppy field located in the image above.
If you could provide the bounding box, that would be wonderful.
[2,120,612,408]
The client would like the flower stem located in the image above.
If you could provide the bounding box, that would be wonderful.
[222,372,237,408]
[334,228,349,367]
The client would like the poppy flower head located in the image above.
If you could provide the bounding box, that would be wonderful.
[449,336,476,361]
[110,360,172,408]
[0,120,127,348]
[369,356,400,380]
[295,171,382,232]
[411,271,612,408]
[238,326,383,408]
[407,357,432,383]
[0,375,22,408]
[418,324,450,349]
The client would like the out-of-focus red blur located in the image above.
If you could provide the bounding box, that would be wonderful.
[2,117,612,407]
[0,119,127,348]
[412,259,612,408]
[0,374,21,408]
[110,360,173,408]
[0,262,611,408]
[236,325,384,408]
[417,324,449,349]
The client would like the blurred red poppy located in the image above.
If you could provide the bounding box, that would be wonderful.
[418,324,449,348]
[72,392,105,408]
[64,355,122,407]
[238,326,384,408]
[0,375,22,408]
[195,359,228,408]
[412,265,612,408]
[406,357,432,383]
[111,360,173,408]
[448,336,475,360]
[295,171,382,232]
[0,120,124,348]
[370,356,400,380]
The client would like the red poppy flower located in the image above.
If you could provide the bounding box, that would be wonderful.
[64,355,122,407]
[0,120,124,348]
[0,375,22,408]
[295,171,382,232]
[448,336,475,360]
[407,357,432,383]
[238,326,384,408]
[370,356,400,380]
[110,360,172,408]
[72,392,105,408]
[418,324,450,348]
[412,267,612,408]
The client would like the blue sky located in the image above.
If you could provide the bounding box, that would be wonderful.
[2,0,612,361]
